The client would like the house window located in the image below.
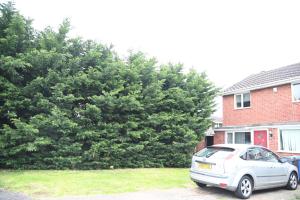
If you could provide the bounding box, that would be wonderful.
[213,122,223,128]
[292,83,300,102]
[235,93,251,109]
[280,129,300,152]
[235,132,251,144]
[226,132,251,144]
[227,132,233,144]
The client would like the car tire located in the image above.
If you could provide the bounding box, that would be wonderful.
[286,172,298,190]
[235,175,253,199]
[195,182,206,188]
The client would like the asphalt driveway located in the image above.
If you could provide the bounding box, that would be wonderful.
[40,186,300,200]
[2,186,300,200]
[0,189,31,200]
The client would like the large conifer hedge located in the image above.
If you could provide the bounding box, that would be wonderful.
[0,2,218,169]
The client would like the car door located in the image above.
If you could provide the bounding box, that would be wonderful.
[259,148,288,185]
[245,147,274,187]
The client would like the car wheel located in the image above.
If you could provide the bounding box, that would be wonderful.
[195,182,206,188]
[235,175,253,199]
[286,172,298,190]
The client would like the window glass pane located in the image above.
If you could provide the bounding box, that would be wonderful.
[245,132,251,144]
[243,93,251,107]
[227,133,233,144]
[235,132,244,144]
[235,132,251,144]
[247,148,260,160]
[280,129,300,152]
[260,149,278,162]
[195,147,234,158]
[293,83,300,101]
[235,94,242,108]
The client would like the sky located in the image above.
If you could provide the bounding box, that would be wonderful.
[4,0,300,116]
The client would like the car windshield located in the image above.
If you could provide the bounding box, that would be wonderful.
[195,147,235,158]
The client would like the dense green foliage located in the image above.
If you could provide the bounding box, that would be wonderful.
[0,2,218,169]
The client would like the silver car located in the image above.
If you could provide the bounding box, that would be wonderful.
[190,144,298,199]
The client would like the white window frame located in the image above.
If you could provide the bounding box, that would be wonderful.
[291,82,300,103]
[277,128,300,153]
[226,129,270,147]
[226,132,234,144]
[234,92,251,109]
[226,131,253,145]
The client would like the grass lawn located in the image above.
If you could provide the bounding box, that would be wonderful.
[293,195,300,200]
[0,168,193,197]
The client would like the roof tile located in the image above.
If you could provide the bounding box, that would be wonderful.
[223,63,300,95]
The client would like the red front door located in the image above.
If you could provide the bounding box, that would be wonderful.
[254,130,268,147]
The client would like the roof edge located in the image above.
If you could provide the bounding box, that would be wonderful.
[214,122,300,131]
[222,76,300,96]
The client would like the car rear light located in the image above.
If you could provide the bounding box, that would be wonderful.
[219,183,227,188]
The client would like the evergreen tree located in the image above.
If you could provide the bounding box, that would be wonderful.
[0,2,218,169]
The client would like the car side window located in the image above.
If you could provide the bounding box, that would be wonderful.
[246,148,262,161]
[245,147,279,162]
[260,148,279,162]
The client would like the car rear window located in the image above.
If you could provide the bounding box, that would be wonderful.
[195,147,235,159]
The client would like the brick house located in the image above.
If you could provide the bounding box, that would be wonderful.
[210,63,300,156]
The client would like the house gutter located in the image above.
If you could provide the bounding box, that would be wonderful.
[214,122,300,131]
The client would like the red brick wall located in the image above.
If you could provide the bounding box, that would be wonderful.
[277,152,300,157]
[195,131,225,151]
[195,140,206,152]
[223,84,300,126]
[268,128,278,151]
[214,131,225,145]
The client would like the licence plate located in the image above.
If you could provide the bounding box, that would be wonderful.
[197,163,212,170]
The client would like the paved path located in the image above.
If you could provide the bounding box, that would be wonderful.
[0,189,31,200]
[40,186,300,200]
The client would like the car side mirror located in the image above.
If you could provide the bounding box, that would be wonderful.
[279,157,290,163]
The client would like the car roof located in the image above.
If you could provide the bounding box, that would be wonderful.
[211,144,263,151]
